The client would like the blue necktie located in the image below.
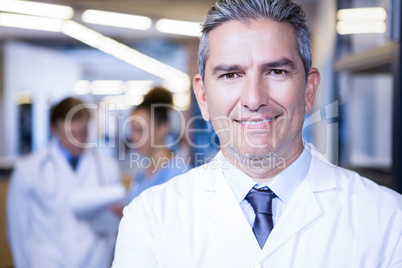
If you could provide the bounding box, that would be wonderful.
[245,187,276,249]
[69,157,79,171]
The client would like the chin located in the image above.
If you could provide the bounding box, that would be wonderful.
[239,147,277,159]
[136,147,149,156]
[70,147,84,156]
[223,143,272,160]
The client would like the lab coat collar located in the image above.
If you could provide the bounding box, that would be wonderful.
[303,142,337,193]
[198,145,337,259]
[199,145,337,194]
[202,155,262,256]
[260,146,337,261]
[49,140,91,174]
[49,140,71,170]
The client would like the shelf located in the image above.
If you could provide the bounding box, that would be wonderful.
[334,42,399,73]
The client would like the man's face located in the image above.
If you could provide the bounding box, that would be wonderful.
[194,19,319,167]
[53,117,89,156]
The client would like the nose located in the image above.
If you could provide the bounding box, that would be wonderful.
[240,76,268,111]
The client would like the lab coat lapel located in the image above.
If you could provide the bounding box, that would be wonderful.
[75,150,99,186]
[76,150,91,174]
[203,166,261,256]
[50,141,73,173]
[260,178,321,258]
[260,152,337,260]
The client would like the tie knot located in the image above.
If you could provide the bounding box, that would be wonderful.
[245,187,275,215]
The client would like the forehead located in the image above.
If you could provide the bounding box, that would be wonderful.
[131,108,151,125]
[206,19,299,67]
[65,117,89,127]
[132,108,150,118]
[54,118,88,134]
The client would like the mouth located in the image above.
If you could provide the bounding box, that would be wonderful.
[234,115,281,126]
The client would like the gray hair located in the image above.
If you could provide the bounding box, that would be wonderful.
[198,0,312,81]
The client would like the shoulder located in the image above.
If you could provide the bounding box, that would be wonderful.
[140,163,212,198]
[92,149,117,161]
[88,149,121,184]
[306,144,402,211]
[10,148,48,188]
[336,165,401,208]
[90,149,119,168]
[163,156,192,178]
[13,147,47,170]
[128,161,218,213]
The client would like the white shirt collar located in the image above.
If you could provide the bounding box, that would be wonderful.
[221,148,311,205]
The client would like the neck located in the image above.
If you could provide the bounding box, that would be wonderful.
[150,147,172,160]
[222,145,304,183]
[56,139,83,158]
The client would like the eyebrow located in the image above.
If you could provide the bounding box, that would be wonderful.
[261,58,296,70]
[212,64,243,76]
[211,58,296,76]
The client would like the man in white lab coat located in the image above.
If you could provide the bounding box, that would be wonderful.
[7,97,124,268]
[112,0,402,267]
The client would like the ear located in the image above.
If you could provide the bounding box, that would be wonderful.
[305,68,320,114]
[193,74,210,121]
[50,121,62,137]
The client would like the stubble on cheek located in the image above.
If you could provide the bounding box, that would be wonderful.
[210,115,234,148]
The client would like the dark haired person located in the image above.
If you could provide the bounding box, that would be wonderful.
[7,97,122,268]
[128,87,190,199]
[113,1,402,267]
[112,88,190,218]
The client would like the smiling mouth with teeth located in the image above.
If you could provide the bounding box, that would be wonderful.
[235,115,280,125]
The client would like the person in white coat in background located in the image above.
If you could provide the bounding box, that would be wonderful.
[7,97,124,268]
[112,0,402,267]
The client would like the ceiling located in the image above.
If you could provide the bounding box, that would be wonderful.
[0,0,319,44]
[0,0,320,86]
[0,0,216,42]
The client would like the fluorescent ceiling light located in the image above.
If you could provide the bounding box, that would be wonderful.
[82,9,151,30]
[62,20,105,47]
[102,95,144,110]
[0,0,73,19]
[125,80,154,95]
[337,7,386,21]
[156,19,201,37]
[62,21,191,92]
[0,13,64,32]
[124,95,144,106]
[173,92,191,111]
[91,80,125,95]
[336,20,386,35]
[162,80,191,93]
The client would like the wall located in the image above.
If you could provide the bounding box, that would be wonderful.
[0,41,81,159]
[309,0,338,163]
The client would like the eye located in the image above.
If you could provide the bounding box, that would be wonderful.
[271,69,285,75]
[223,73,236,79]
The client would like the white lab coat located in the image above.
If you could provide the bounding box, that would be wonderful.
[7,140,123,268]
[113,144,402,268]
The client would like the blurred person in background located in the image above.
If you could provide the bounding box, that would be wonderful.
[7,97,124,268]
[112,87,190,217]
